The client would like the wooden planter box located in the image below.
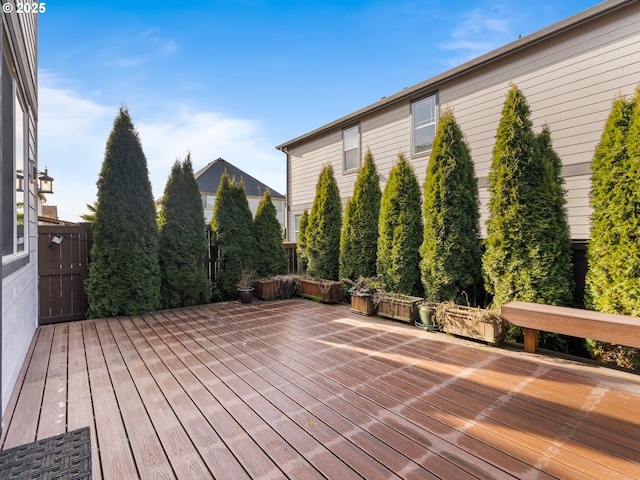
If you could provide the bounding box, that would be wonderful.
[298,279,342,303]
[350,295,376,316]
[254,279,280,301]
[376,295,421,323]
[438,304,505,345]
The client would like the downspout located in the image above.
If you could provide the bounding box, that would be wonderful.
[276,145,291,241]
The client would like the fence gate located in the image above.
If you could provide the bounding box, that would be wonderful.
[38,223,91,325]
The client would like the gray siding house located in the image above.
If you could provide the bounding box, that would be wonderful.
[1,6,39,419]
[277,0,640,244]
[196,157,286,230]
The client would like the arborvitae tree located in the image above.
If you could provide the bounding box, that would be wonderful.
[254,190,288,277]
[158,154,211,309]
[420,109,482,302]
[339,149,381,281]
[211,173,257,299]
[483,85,544,307]
[297,209,309,274]
[85,106,160,318]
[587,90,640,316]
[306,165,342,280]
[377,153,423,296]
[533,126,574,306]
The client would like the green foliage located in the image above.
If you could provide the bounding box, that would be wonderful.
[254,190,288,277]
[533,126,574,305]
[339,149,381,281]
[377,153,423,296]
[587,89,640,316]
[306,165,342,280]
[211,173,257,299]
[158,154,211,309]
[297,209,309,274]
[80,202,97,222]
[85,106,160,318]
[483,85,573,310]
[420,109,482,302]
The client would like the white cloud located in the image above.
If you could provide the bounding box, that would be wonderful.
[38,72,115,222]
[439,5,514,65]
[38,74,285,222]
[137,109,286,201]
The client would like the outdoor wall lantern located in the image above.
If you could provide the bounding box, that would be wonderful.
[16,170,24,192]
[32,166,54,194]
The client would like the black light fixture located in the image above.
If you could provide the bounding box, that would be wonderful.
[35,167,54,194]
[16,169,24,192]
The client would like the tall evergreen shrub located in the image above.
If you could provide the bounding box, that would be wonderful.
[483,85,543,306]
[586,96,640,315]
[533,126,574,306]
[339,149,381,281]
[158,154,211,309]
[297,209,309,274]
[585,88,640,369]
[85,106,160,318]
[420,109,482,302]
[377,153,423,296]
[211,173,257,299]
[483,85,574,351]
[587,91,640,315]
[306,165,342,280]
[254,190,288,277]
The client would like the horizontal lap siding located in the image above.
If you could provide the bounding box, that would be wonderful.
[286,3,640,241]
[439,6,640,239]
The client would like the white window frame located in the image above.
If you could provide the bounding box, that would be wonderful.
[293,214,302,242]
[412,94,437,156]
[2,71,28,262]
[342,124,360,172]
[14,85,27,255]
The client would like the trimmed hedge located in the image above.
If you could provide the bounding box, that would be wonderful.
[339,149,381,281]
[86,107,160,318]
[377,153,423,296]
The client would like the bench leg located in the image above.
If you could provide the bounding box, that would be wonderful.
[523,328,538,353]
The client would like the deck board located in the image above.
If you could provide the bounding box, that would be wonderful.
[3,299,640,479]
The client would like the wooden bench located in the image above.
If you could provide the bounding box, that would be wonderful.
[500,301,640,353]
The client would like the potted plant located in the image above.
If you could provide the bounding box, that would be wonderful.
[375,291,422,324]
[417,301,439,331]
[343,276,383,316]
[236,267,256,304]
[298,276,342,303]
[435,301,506,345]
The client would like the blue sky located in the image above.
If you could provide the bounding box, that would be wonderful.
[39,0,602,221]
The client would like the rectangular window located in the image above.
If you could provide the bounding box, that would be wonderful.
[293,214,302,242]
[201,194,216,210]
[412,95,437,155]
[15,89,26,253]
[343,124,360,171]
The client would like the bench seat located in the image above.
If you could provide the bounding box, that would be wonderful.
[500,301,640,353]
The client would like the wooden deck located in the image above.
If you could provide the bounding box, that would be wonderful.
[2,299,640,479]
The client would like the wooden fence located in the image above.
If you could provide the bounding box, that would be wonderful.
[37,225,297,325]
[38,223,92,325]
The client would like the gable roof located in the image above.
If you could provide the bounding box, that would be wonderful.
[194,158,285,199]
[276,0,634,152]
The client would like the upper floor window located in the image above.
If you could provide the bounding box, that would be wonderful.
[201,194,216,210]
[412,95,437,155]
[343,124,360,171]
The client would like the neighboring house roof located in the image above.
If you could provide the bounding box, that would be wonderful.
[276,0,633,152]
[195,158,285,199]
